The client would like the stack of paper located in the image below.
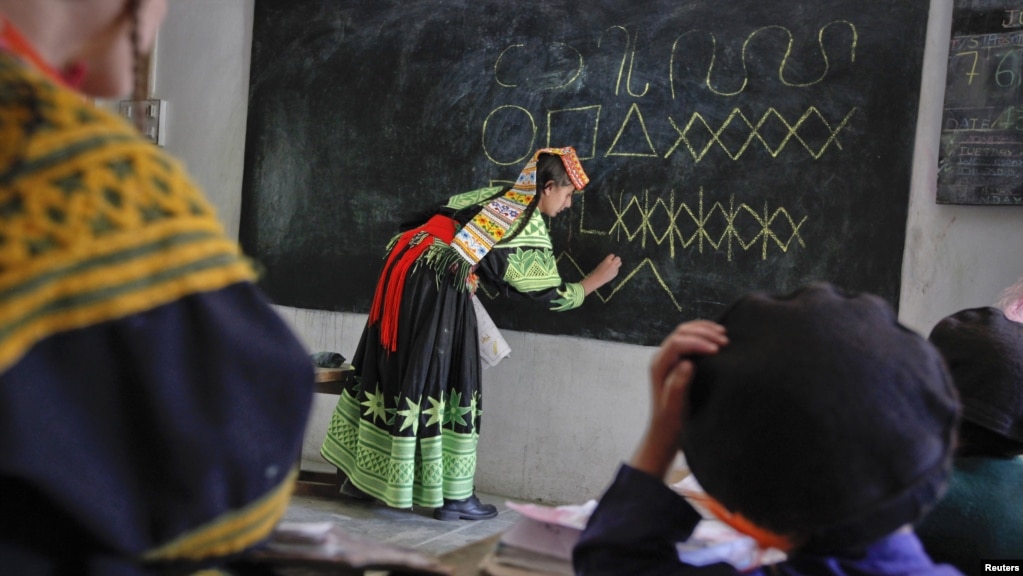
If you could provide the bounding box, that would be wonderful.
[479,500,596,576]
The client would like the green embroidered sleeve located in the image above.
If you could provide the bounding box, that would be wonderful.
[477,211,586,312]
[550,282,585,311]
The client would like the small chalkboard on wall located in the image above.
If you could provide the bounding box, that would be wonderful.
[937,0,1023,205]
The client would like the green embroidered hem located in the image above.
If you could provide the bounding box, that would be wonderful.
[320,390,478,509]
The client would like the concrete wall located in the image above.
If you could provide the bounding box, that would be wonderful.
[155,0,254,241]
[155,0,1023,505]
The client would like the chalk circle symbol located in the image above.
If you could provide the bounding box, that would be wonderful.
[482,105,537,166]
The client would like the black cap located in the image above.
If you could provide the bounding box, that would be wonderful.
[681,283,958,550]
[928,307,1023,443]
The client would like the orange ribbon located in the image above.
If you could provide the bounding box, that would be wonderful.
[702,496,797,554]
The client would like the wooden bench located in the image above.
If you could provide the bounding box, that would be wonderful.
[313,365,353,394]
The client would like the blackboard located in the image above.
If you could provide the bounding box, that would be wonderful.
[937,0,1023,205]
[240,0,929,346]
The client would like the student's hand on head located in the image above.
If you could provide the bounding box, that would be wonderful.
[630,320,727,479]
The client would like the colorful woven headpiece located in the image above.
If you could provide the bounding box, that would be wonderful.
[450,147,589,266]
[513,146,589,192]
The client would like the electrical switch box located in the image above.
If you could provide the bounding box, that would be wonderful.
[118,99,167,146]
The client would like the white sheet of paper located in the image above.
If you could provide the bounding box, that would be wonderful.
[472,294,511,368]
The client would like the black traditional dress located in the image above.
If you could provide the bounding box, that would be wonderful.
[321,150,590,509]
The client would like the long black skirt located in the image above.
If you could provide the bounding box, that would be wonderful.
[321,242,483,508]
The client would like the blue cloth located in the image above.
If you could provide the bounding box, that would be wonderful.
[311,351,347,368]
[573,464,963,576]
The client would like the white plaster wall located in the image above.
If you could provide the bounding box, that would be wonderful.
[155,0,1023,505]
[154,0,254,240]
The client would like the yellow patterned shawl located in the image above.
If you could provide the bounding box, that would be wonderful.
[0,52,255,375]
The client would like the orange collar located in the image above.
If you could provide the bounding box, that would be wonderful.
[703,497,798,553]
[0,16,83,87]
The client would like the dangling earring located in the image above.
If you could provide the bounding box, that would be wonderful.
[127,0,146,133]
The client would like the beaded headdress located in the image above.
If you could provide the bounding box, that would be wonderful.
[450,147,587,266]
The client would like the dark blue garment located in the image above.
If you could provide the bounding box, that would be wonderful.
[573,465,963,576]
[0,284,314,574]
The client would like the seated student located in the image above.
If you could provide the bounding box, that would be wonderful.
[573,283,962,576]
[914,307,1023,570]
[0,0,314,573]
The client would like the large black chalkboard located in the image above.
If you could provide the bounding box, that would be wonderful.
[240,0,929,346]
[937,0,1023,205]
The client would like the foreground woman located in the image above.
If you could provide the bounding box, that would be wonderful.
[0,1,314,573]
[321,147,621,520]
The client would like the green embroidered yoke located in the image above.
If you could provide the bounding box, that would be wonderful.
[449,187,585,312]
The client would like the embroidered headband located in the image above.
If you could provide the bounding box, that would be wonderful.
[514,146,589,193]
[450,147,589,266]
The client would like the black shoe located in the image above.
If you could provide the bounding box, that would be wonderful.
[433,493,498,520]
[339,479,374,501]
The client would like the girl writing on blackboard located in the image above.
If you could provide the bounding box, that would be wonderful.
[321,147,622,520]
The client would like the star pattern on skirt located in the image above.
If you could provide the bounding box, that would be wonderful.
[396,396,421,434]
[443,390,472,428]
[423,392,447,428]
[470,391,481,428]
[361,385,388,423]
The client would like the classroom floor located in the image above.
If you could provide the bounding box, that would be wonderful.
[282,487,522,558]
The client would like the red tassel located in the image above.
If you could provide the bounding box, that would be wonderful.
[369,233,414,325]
[369,215,457,353]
